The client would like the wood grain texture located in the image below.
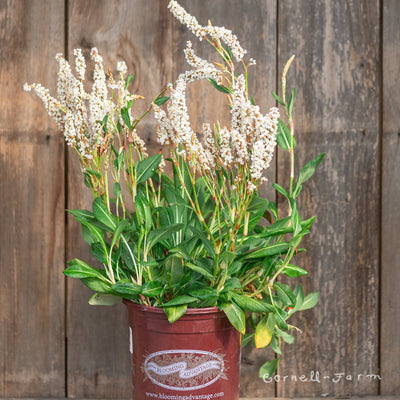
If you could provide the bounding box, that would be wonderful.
[171,1,278,397]
[277,0,380,397]
[66,0,173,397]
[0,0,65,396]
[1,0,399,398]
[381,0,400,395]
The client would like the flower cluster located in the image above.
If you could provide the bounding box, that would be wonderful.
[154,2,279,191]
[24,48,146,162]
[168,0,247,62]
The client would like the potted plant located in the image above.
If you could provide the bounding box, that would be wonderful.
[24,1,324,399]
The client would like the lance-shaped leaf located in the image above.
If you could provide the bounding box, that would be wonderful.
[208,78,233,94]
[259,358,279,379]
[276,118,295,150]
[276,327,295,344]
[68,209,96,224]
[220,302,246,334]
[162,295,198,307]
[135,194,152,233]
[242,333,255,348]
[141,281,163,297]
[112,281,142,296]
[245,243,289,259]
[154,95,170,106]
[281,264,308,278]
[164,304,187,323]
[231,293,274,313]
[298,291,319,310]
[93,197,117,230]
[186,263,214,280]
[146,223,184,253]
[293,152,325,198]
[109,220,130,252]
[188,226,215,256]
[274,282,296,307]
[136,153,162,183]
[63,258,109,282]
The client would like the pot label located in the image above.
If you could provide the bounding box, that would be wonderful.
[143,349,226,391]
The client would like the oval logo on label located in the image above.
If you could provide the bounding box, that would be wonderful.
[143,350,225,391]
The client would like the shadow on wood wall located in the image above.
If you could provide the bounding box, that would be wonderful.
[0,0,399,398]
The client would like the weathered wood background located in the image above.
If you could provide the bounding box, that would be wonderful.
[1,0,399,398]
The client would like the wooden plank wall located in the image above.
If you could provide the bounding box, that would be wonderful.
[0,0,398,398]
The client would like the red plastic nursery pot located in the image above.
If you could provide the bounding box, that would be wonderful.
[124,301,241,400]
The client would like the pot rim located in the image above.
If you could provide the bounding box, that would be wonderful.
[123,299,222,315]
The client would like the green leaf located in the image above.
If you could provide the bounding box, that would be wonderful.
[121,107,132,129]
[293,152,325,198]
[222,277,242,292]
[80,224,100,245]
[269,334,282,354]
[186,263,214,280]
[225,45,233,61]
[188,226,215,257]
[288,88,295,117]
[273,183,289,199]
[164,254,185,287]
[89,293,121,306]
[255,313,275,348]
[90,242,107,264]
[124,73,135,90]
[112,281,142,296]
[109,220,130,252]
[113,182,122,198]
[164,304,187,323]
[274,307,288,330]
[267,201,278,220]
[154,96,170,106]
[298,291,319,310]
[302,216,315,231]
[146,223,184,252]
[246,243,289,259]
[271,90,286,106]
[162,295,198,307]
[93,197,117,230]
[290,200,302,236]
[231,293,274,313]
[290,284,305,314]
[259,358,279,379]
[86,168,102,179]
[274,282,296,307]
[135,194,152,233]
[276,118,294,150]
[120,240,137,272]
[220,302,246,334]
[80,277,113,293]
[97,114,109,134]
[281,264,308,277]
[208,78,233,94]
[63,259,109,281]
[242,333,255,347]
[68,209,96,224]
[189,287,218,301]
[142,281,163,297]
[114,151,124,171]
[136,153,162,183]
[276,327,295,344]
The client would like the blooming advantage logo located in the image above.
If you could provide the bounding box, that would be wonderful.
[143,350,226,391]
